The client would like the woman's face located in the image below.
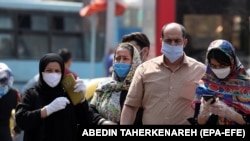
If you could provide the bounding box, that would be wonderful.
[209,58,230,69]
[44,62,62,74]
[114,47,132,64]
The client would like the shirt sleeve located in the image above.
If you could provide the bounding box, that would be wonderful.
[124,64,144,108]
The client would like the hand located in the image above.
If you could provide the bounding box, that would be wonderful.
[98,118,117,125]
[74,79,86,95]
[210,98,237,120]
[45,97,70,116]
[102,120,117,125]
[199,97,213,118]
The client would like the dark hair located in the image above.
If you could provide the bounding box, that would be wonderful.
[207,49,231,66]
[121,32,150,50]
[58,48,72,63]
[116,42,134,58]
[161,23,186,38]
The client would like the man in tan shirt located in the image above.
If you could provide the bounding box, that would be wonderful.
[120,22,206,124]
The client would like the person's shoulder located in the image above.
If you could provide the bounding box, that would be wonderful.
[186,56,205,67]
[142,55,163,65]
[7,87,21,99]
[65,68,78,79]
[22,87,40,100]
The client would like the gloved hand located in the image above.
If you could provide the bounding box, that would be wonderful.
[74,79,86,95]
[199,97,212,118]
[45,97,70,116]
[102,120,117,125]
[98,118,117,125]
[210,98,237,120]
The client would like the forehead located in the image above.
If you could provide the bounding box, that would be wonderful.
[45,62,61,69]
[210,58,220,65]
[163,25,183,39]
[0,70,7,78]
[116,47,131,55]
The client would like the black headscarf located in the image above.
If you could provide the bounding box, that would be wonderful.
[36,53,65,98]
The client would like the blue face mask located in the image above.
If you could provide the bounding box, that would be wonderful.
[113,63,131,79]
[0,85,9,98]
[161,42,183,63]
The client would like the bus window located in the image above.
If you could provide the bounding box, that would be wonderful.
[18,14,48,31]
[18,34,48,59]
[51,35,83,60]
[64,17,82,32]
[52,16,64,31]
[18,14,31,29]
[0,34,14,58]
[32,15,48,31]
[0,15,12,29]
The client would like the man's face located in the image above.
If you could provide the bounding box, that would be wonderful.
[161,26,187,47]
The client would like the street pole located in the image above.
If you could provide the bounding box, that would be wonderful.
[90,13,97,78]
[104,0,115,54]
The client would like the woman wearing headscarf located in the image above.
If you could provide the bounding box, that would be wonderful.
[0,63,21,141]
[191,39,250,125]
[15,53,89,141]
[90,42,142,125]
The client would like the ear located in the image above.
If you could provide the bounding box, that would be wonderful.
[144,47,149,56]
[183,38,188,48]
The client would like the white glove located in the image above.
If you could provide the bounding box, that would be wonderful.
[98,118,117,125]
[45,97,70,116]
[210,98,237,120]
[199,97,212,118]
[73,79,86,95]
[102,120,117,125]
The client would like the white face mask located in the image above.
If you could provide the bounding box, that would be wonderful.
[211,67,230,79]
[42,72,62,87]
[161,42,183,63]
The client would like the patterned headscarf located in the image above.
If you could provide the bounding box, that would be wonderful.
[91,43,141,122]
[96,42,141,94]
[194,39,250,114]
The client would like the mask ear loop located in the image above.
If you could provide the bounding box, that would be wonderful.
[140,48,149,62]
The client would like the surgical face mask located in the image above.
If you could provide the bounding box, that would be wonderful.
[0,85,9,98]
[42,72,62,87]
[161,42,183,63]
[113,63,131,79]
[211,67,230,79]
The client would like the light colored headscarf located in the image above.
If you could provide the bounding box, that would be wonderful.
[0,62,14,87]
[91,43,141,122]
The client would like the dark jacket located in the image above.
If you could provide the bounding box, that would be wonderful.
[15,53,91,141]
[15,85,90,141]
[0,88,20,141]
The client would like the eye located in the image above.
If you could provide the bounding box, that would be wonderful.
[0,77,8,84]
[164,39,182,44]
[210,64,216,68]
[210,64,229,69]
